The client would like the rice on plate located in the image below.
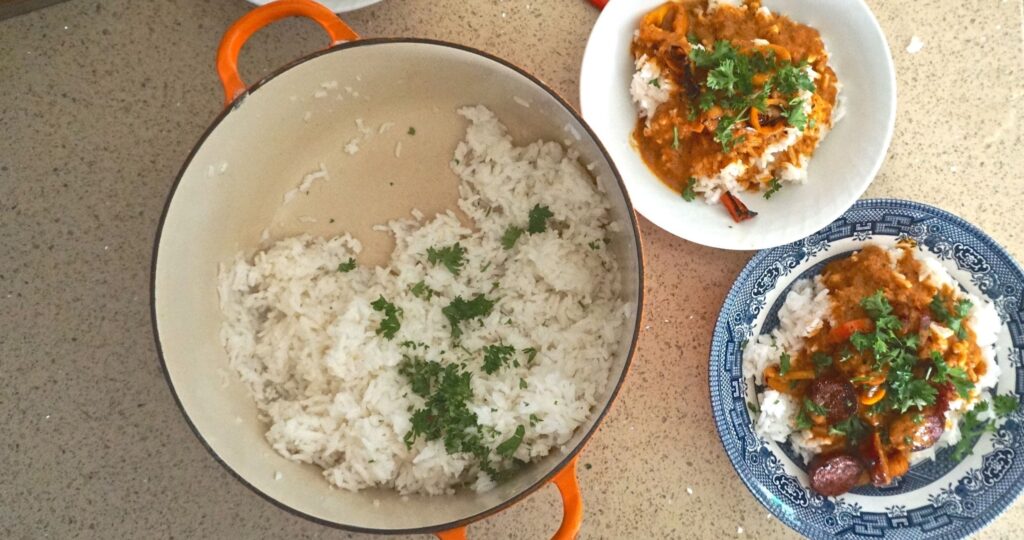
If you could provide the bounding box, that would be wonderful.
[218,106,629,495]
[742,243,1013,496]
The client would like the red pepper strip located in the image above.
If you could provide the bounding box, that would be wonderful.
[588,0,608,9]
[720,192,758,223]
[828,318,874,344]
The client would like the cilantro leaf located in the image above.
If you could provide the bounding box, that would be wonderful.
[772,63,815,95]
[681,177,698,202]
[930,351,974,399]
[794,406,813,431]
[804,398,828,417]
[994,394,1019,418]
[399,356,442,397]
[861,290,893,319]
[442,294,496,338]
[410,280,435,300]
[337,258,357,272]
[779,352,792,376]
[811,352,832,374]
[930,293,973,340]
[891,379,938,413]
[370,296,402,340]
[763,178,782,200]
[527,204,554,234]
[482,344,516,375]
[951,405,996,461]
[782,98,808,130]
[828,416,867,444]
[495,425,526,459]
[706,58,739,95]
[427,243,467,275]
[501,226,525,250]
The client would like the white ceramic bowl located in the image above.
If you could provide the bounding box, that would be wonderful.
[580,0,896,250]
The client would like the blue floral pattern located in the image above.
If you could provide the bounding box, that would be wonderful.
[709,200,1024,539]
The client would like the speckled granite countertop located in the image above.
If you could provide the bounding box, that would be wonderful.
[2,0,1022,538]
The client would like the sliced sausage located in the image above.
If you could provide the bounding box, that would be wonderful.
[807,453,864,497]
[889,410,944,451]
[806,373,858,423]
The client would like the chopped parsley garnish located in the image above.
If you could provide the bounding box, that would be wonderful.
[399,356,442,397]
[782,97,808,131]
[952,395,1018,460]
[442,294,496,338]
[523,347,538,366]
[951,401,994,461]
[649,77,661,88]
[930,351,974,399]
[773,61,815,94]
[427,243,467,275]
[337,258,357,272]
[482,344,515,374]
[804,397,828,417]
[410,280,435,300]
[994,394,1020,417]
[747,400,760,415]
[687,40,815,151]
[501,226,525,250]
[495,425,526,459]
[763,178,783,200]
[529,413,540,426]
[527,204,554,234]
[370,296,402,340]
[519,378,528,389]
[848,290,938,413]
[795,406,813,431]
[408,126,416,135]
[401,362,507,478]
[811,352,832,374]
[828,416,867,444]
[930,293,973,340]
[778,352,792,376]
[588,240,602,250]
[681,177,698,202]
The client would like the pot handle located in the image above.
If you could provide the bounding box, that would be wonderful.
[216,0,359,107]
[435,456,583,540]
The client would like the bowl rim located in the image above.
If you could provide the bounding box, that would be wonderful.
[579,0,898,251]
[707,197,1024,539]
[150,37,646,535]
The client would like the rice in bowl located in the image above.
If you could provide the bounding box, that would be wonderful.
[218,106,629,495]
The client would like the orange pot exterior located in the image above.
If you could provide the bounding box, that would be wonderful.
[215,0,358,107]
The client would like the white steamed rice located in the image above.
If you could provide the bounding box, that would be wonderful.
[743,246,1002,465]
[218,106,628,495]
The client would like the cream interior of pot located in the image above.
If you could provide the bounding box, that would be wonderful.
[154,40,641,531]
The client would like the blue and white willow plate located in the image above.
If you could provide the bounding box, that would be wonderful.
[709,199,1024,539]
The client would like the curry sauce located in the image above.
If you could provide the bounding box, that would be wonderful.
[762,245,989,493]
[630,0,838,207]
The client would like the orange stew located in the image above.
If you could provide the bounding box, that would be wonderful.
[631,0,838,209]
[765,245,987,495]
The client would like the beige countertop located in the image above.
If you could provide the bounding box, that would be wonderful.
[2,0,1022,538]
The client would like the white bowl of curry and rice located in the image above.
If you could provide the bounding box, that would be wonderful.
[580,0,896,250]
